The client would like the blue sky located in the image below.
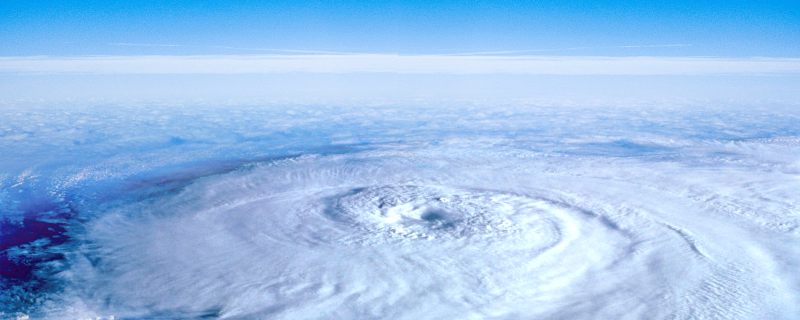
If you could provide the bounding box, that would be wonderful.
[1,0,799,57]
[2,1,800,105]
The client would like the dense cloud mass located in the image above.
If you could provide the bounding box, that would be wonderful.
[1,105,799,319]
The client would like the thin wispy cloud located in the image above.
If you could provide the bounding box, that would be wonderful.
[108,42,366,55]
[445,44,693,56]
[615,44,691,48]
[1,54,799,75]
[107,43,692,56]
[109,42,183,48]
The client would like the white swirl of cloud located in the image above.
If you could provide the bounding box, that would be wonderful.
[48,140,799,319]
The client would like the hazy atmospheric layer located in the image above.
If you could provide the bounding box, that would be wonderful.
[1,105,799,319]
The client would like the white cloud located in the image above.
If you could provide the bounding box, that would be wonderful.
[1,54,800,75]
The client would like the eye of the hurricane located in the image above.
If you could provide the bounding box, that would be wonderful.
[419,209,450,225]
[330,185,554,242]
[383,203,458,231]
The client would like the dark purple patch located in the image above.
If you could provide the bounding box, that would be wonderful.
[0,218,67,251]
[0,217,69,281]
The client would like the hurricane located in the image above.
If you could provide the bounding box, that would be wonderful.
[1,105,798,319]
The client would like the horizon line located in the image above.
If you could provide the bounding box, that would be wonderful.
[2,54,800,75]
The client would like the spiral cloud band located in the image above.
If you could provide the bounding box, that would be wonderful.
[1,105,798,319]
